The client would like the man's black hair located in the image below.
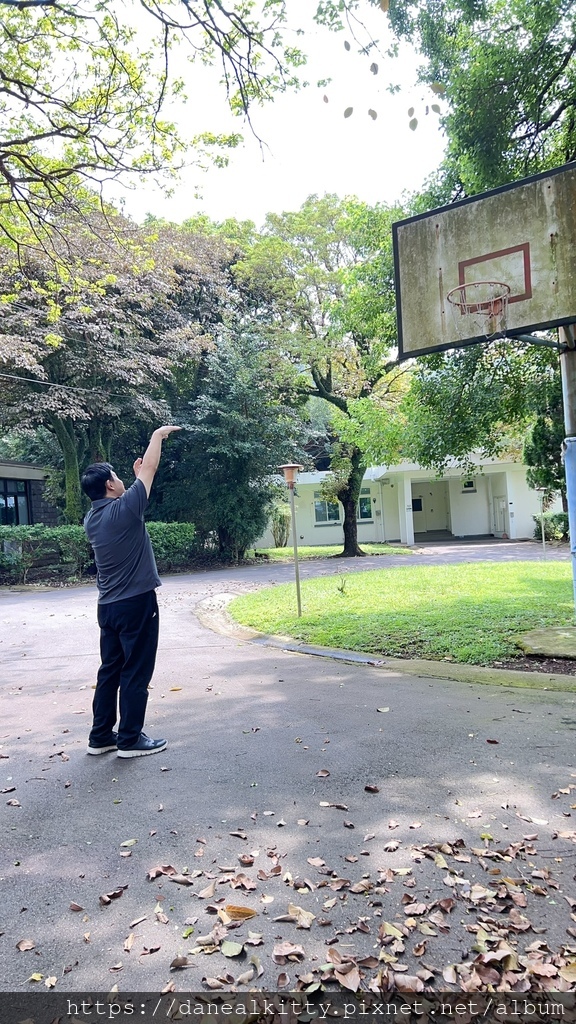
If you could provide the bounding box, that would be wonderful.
[81,463,114,501]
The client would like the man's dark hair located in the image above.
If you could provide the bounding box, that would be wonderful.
[81,463,114,501]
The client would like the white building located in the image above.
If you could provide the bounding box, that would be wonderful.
[258,456,559,548]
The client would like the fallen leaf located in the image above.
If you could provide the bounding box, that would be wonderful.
[235,966,255,985]
[16,939,35,951]
[224,905,258,921]
[365,784,380,793]
[316,769,330,777]
[272,941,305,964]
[44,975,57,988]
[288,903,316,929]
[221,940,244,958]
[170,956,190,970]
[147,864,177,880]
[198,879,217,899]
[170,873,196,887]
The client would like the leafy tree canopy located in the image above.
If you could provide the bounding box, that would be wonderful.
[235,193,406,554]
[0,214,236,520]
[0,0,308,257]
[401,341,561,473]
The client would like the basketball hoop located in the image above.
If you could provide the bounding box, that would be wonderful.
[446,281,510,339]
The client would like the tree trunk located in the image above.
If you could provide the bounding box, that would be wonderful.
[88,420,112,464]
[335,448,366,557]
[49,416,84,524]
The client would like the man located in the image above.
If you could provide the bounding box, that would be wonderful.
[81,425,181,758]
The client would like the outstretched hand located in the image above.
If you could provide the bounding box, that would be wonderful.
[133,457,143,478]
[154,425,182,440]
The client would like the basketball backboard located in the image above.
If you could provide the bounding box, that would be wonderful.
[393,163,576,359]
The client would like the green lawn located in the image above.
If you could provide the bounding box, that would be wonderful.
[253,542,410,560]
[229,561,574,665]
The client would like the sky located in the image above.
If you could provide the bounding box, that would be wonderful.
[113,2,447,229]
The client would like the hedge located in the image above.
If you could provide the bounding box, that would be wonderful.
[0,521,196,584]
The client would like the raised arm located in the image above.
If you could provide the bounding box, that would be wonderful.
[134,426,181,497]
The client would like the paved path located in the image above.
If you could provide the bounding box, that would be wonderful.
[1,542,575,1000]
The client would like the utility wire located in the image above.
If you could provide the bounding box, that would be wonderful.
[0,371,130,400]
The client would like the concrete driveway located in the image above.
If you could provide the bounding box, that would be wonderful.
[1,542,575,1004]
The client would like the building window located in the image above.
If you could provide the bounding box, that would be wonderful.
[0,478,30,525]
[462,479,476,493]
[357,487,373,521]
[314,491,340,524]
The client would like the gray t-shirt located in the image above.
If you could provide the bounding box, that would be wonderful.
[84,479,161,604]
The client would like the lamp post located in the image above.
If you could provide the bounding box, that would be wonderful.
[279,464,304,617]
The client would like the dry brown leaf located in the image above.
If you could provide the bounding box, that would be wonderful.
[335,965,361,991]
[272,941,305,964]
[224,905,258,921]
[147,864,177,880]
[394,973,424,992]
[287,903,316,929]
[235,966,255,985]
[16,939,35,951]
[170,956,190,970]
[198,879,217,899]
[229,873,257,891]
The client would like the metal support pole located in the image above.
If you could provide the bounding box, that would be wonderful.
[559,326,576,612]
[539,491,546,559]
[287,482,302,617]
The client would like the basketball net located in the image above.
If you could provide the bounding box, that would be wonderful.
[446,281,510,340]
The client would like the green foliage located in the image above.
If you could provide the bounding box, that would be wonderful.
[384,0,576,193]
[0,524,91,583]
[0,1,310,258]
[0,521,197,583]
[230,560,574,665]
[144,522,196,572]
[533,512,569,541]
[0,219,234,521]
[148,332,309,560]
[269,501,292,548]
[236,195,404,555]
[523,369,567,506]
[402,342,558,472]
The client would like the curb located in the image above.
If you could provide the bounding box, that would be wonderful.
[195,594,576,693]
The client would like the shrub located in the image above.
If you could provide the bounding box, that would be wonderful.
[269,502,291,548]
[533,512,569,541]
[0,525,91,583]
[144,522,196,572]
[0,521,196,584]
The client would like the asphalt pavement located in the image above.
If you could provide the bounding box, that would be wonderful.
[1,541,575,1002]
